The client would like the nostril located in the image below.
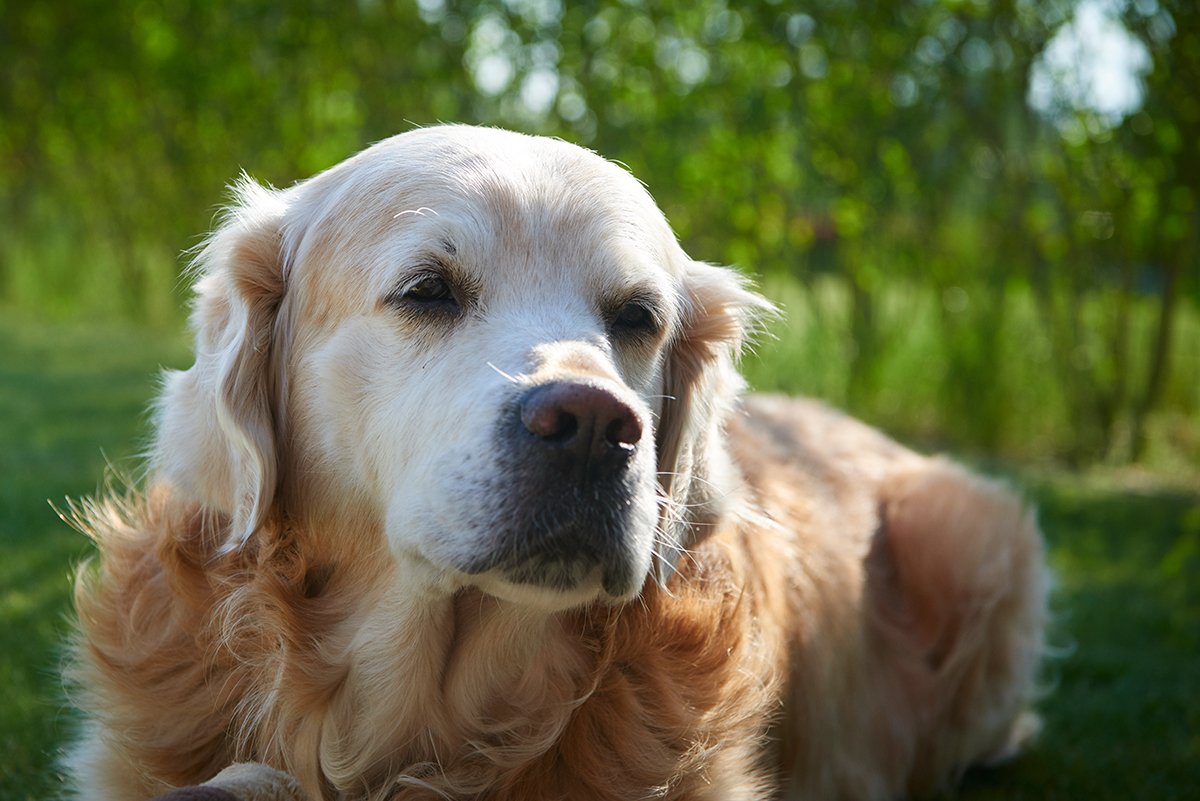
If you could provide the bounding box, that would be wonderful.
[552,413,579,443]
[519,381,643,462]
[522,397,579,442]
[604,413,642,448]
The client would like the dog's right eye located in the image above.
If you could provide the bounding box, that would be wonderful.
[386,273,460,315]
[608,299,661,340]
[403,274,454,303]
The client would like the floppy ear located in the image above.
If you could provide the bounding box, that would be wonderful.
[153,177,289,552]
[655,261,773,583]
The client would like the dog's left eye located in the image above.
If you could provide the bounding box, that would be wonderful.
[403,274,454,303]
[611,301,658,336]
[386,272,461,317]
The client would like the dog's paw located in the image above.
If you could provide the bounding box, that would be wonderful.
[149,763,310,801]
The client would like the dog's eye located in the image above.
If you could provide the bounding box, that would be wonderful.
[611,301,658,337]
[385,272,463,318]
[384,272,462,320]
[403,274,454,303]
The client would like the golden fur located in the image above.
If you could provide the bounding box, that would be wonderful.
[65,126,1046,800]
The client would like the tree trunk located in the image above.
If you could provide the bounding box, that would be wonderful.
[1131,251,1187,461]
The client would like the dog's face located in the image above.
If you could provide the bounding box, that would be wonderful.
[156,126,766,610]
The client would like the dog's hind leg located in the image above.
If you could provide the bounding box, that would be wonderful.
[867,458,1049,795]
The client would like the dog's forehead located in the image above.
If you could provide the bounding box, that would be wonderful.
[372,126,660,220]
[288,127,684,302]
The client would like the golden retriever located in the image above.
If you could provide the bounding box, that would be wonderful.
[65,125,1047,801]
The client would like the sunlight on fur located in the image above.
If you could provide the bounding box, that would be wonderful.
[64,126,1048,801]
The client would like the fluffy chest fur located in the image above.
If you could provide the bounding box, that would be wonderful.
[70,483,790,801]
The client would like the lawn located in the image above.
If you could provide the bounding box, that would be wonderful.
[1,314,1196,800]
[0,315,189,800]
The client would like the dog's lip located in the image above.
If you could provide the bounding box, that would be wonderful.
[451,543,641,590]
[451,557,644,607]
[600,562,639,599]
[459,564,626,611]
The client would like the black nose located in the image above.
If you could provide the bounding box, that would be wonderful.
[519,381,643,469]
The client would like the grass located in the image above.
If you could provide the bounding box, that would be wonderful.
[0,315,189,800]
[1,312,1197,800]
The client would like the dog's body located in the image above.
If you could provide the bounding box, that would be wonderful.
[66,127,1046,801]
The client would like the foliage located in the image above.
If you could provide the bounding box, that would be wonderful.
[0,315,1196,799]
[743,274,1200,469]
[1,0,1197,463]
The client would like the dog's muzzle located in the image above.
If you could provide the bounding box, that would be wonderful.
[465,379,651,597]
[519,380,643,481]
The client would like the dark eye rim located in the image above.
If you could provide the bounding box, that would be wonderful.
[384,269,461,314]
[403,273,454,302]
[609,298,662,338]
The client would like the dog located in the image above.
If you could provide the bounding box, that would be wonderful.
[65,125,1047,801]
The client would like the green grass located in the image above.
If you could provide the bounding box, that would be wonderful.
[0,315,189,800]
[1,313,1197,800]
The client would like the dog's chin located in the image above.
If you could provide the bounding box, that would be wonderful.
[465,557,650,612]
[427,485,658,612]
[469,572,611,612]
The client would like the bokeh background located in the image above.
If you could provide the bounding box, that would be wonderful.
[1,1,1197,799]
[4,0,1199,465]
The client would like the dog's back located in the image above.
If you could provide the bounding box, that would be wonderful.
[728,395,1046,799]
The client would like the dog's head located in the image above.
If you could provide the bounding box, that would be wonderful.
[155,126,770,610]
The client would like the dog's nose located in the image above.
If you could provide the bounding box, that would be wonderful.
[519,381,642,466]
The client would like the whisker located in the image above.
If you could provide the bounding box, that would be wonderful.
[486,361,520,384]
[393,207,440,219]
[656,470,734,498]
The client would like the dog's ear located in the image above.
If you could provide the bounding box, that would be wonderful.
[154,177,290,552]
[655,261,773,583]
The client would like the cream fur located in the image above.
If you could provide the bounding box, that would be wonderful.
[65,126,1048,801]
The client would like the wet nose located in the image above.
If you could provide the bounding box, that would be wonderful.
[519,381,643,469]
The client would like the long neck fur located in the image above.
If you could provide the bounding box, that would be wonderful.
[72,482,786,801]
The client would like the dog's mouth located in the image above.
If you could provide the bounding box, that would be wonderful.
[502,556,638,598]
[461,561,643,610]
[454,490,651,604]
[463,550,641,599]
[434,387,657,608]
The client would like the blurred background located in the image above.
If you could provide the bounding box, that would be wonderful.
[2,0,1196,469]
[1,2,1198,799]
